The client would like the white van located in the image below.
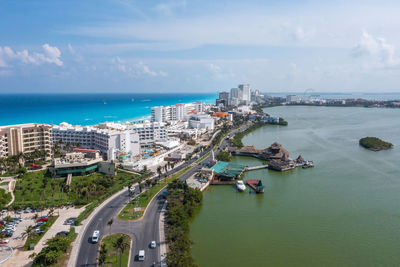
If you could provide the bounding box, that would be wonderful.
[92,230,100,243]
[138,250,145,261]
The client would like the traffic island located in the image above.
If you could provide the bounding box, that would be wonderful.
[99,233,131,267]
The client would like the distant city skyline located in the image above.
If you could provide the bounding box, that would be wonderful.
[1,0,400,93]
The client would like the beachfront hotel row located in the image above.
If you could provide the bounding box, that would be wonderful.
[0,101,219,162]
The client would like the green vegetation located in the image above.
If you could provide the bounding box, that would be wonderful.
[118,166,191,220]
[119,181,166,220]
[216,151,232,162]
[0,149,48,177]
[32,228,76,266]
[278,117,288,126]
[0,167,27,177]
[12,170,140,210]
[0,188,11,209]
[166,180,202,267]
[359,137,393,151]
[231,121,268,148]
[100,233,131,267]
[75,171,149,225]
[25,215,58,250]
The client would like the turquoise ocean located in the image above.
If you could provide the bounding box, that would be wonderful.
[0,93,217,126]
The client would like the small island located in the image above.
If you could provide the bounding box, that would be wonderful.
[359,137,393,151]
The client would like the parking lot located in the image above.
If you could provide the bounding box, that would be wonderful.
[0,206,84,266]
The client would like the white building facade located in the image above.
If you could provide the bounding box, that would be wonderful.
[188,114,215,130]
[51,123,140,160]
[151,102,205,123]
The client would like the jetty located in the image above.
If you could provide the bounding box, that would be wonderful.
[246,179,264,193]
[244,165,268,171]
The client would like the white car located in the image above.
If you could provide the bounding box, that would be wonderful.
[92,230,100,243]
[138,250,145,261]
[150,241,156,248]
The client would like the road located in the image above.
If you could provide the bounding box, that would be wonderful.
[75,124,247,266]
[76,148,213,266]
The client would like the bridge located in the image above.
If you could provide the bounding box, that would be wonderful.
[244,165,269,171]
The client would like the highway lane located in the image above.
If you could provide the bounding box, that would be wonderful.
[76,150,210,266]
[75,125,243,266]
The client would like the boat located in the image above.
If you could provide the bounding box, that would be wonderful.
[302,161,314,168]
[236,180,246,191]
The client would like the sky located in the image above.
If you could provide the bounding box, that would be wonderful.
[1,0,400,93]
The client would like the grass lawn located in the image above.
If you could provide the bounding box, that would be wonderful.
[119,165,192,220]
[101,233,131,267]
[119,182,166,220]
[25,215,58,250]
[51,227,78,267]
[12,170,140,209]
[0,188,12,209]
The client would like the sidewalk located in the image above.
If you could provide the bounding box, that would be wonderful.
[159,202,167,267]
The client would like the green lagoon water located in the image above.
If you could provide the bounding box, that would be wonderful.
[190,106,400,267]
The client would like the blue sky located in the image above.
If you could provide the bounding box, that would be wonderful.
[1,0,400,93]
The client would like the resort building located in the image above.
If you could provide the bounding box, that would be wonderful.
[188,114,215,130]
[128,121,167,148]
[0,123,52,159]
[50,148,116,176]
[51,122,140,160]
[238,84,251,103]
[286,95,301,103]
[151,102,205,123]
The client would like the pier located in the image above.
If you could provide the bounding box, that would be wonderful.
[246,179,264,193]
[244,165,269,171]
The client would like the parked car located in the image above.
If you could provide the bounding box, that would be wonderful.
[2,230,13,237]
[56,231,69,237]
[36,229,44,235]
[64,217,76,225]
[5,226,15,232]
[0,239,9,245]
[36,217,48,223]
[36,221,46,227]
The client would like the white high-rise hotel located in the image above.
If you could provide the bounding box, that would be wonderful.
[229,84,251,105]
[151,102,204,123]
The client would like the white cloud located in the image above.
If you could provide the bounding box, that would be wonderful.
[352,31,397,65]
[154,0,186,16]
[206,63,235,79]
[40,44,63,66]
[112,57,167,77]
[0,44,63,68]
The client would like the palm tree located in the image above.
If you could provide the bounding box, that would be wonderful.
[107,219,113,235]
[22,225,37,246]
[98,243,107,266]
[157,166,162,178]
[113,235,130,267]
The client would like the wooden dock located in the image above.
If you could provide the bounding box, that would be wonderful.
[246,179,264,193]
[210,179,236,185]
[244,165,268,171]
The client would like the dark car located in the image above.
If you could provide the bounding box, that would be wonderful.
[56,231,69,237]
[36,217,48,223]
